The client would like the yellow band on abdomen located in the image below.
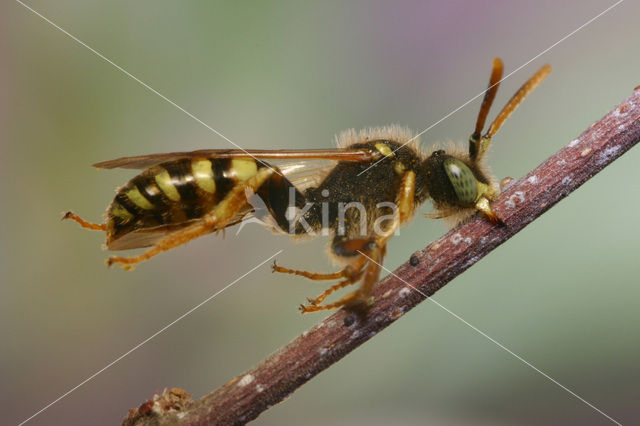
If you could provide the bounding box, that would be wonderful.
[125,187,154,210]
[230,158,258,181]
[191,159,216,193]
[154,168,181,201]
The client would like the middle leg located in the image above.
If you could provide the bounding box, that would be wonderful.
[298,237,382,313]
[272,262,359,282]
[271,238,375,282]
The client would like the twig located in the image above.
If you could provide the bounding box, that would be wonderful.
[123,88,640,426]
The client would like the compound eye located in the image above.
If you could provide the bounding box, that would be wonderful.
[443,158,477,205]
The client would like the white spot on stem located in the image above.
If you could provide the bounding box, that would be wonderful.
[399,287,411,298]
[505,191,526,209]
[238,374,255,387]
[596,146,621,166]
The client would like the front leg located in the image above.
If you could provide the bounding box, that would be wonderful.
[474,182,502,224]
[377,170,416,245]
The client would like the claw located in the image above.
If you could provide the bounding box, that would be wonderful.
[474,197,504,226]
[487,212,505,225]
[106,257,135,271]
[62,211,107,231]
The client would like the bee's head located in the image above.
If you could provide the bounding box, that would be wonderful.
[422,150,485,208]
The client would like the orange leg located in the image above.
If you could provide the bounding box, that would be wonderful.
[272,261,359,281]
[306,277,360,306]
[300,295,359,313]
[299,243,383,313]
[423,210,455,220]
[108,168,274,270]
[107,220,216,270]
[474,197,503,225]
[297,240,387,313]
[62,211,107,231]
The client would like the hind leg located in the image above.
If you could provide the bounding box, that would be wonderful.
[106,219,220,270]
[62,211,107,231]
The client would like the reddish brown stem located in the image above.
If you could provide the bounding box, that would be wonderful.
[124,88,640,426]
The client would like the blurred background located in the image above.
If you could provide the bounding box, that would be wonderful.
[2,1,639,424]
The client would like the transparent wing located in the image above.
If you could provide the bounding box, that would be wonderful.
[280,159,337,192]
[93,148,378,170]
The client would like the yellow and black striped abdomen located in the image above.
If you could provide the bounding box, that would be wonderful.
[106,157,260,248]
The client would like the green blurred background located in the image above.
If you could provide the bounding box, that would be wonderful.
[3,1,639,424]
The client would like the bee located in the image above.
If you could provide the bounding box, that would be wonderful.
[64,58,550,313]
